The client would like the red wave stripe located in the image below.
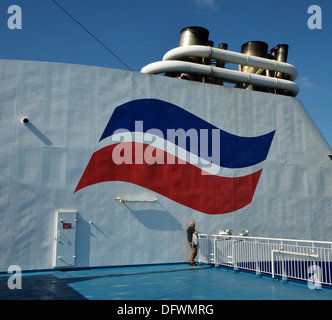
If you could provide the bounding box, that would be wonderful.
[75,143,262,214]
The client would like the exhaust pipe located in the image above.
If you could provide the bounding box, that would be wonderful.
[179,26,210,47]
[177,26,210,82]
[144,26,298,96]
[240,41,268,91]
[270,44,289,94]
[216,43,228,85]
[271,44,289,78]
[241,41,268,72]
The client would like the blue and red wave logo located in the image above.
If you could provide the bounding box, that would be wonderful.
[75,99,275,215]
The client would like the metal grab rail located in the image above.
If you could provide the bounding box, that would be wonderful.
[197,234,332,288]
[162,45,298,81]
[141,60,299,97]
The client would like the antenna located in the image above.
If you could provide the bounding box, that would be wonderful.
[51,0,133,71]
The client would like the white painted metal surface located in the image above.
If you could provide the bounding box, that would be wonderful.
[0,59,331,272]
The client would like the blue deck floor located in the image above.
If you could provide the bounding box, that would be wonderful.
[1,263,332,300]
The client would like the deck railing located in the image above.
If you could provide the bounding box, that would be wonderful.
[197,234,332,288]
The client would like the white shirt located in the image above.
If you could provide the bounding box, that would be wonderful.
[192,233,198,246]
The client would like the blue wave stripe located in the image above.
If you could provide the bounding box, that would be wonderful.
[100,99,275,169]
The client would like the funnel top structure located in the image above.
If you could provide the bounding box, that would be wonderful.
[142,26,299,96]
[179,26,210,47]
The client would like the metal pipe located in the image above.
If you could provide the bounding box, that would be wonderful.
[216,43,228,85]
[274,44,289,79]
[271,249,319,280]
[178,27,210,82]
[241,41,268,91]
[241,41,268,74]
[271,249,318,258]
[162,45,298,81]
[141,60,299,96]
[179,26,210,47]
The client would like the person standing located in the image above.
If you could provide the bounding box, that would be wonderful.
[187,221,198,266]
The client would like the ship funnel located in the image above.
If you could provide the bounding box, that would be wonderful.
[177,27,210,82]
[241,41,268,71]
[241,41,268,56]
[271,44,289,78]
[215,43,228,85]
[141,27,299,97]
[240,41,268,91]
[179,26,210,47]
[275,44,289,63]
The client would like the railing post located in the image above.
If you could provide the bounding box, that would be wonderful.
[212,237,216,266]
[233,238,238,272]
[281,254,288,283]
[255,239,261,277]
[271,249,275,281]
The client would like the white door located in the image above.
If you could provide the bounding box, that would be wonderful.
[53,210,78,268]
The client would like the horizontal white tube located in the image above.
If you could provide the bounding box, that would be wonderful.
[272,249,318,258]
[141,60,299,96]
[162,45,298,81]
[114,197,157,202]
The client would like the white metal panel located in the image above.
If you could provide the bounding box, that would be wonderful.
[0,59,332,272]
[0,60,18,144]
[53,210,78,268]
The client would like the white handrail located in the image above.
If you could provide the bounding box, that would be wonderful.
[141,60,299,97]
[162,45,298,81]
[271,249,319,281]
[197,234,332,287]
[198,234,332,246]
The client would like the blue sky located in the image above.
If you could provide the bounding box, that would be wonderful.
[1,0,331,147]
